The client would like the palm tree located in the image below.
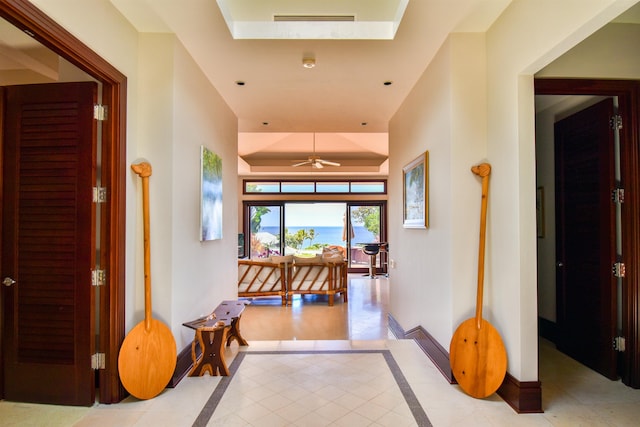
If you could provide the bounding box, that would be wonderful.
[305,228,316,247]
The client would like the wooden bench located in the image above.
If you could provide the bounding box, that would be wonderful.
[182,300,248,376]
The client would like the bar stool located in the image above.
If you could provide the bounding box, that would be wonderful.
[379,243,389,277]
[363,244,380,278]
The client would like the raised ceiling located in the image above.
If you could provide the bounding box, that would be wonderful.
[107,0,513,175]
[6,1,640,175]
[238,132,389,174]
[5,1,640,176]
[13,2,639,176]
[216,0,409,40]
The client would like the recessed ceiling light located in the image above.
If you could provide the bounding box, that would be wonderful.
[302,57,316,68]
[236,80,245,86]
[383,81,393,86]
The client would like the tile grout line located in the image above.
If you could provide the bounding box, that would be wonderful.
[192,349,432,426]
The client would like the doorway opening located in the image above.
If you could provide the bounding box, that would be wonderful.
[0,1,127,404]
[535,79,640,389]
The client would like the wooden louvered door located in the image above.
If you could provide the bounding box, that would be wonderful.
[555,98,617,380]
[1,82,97,405]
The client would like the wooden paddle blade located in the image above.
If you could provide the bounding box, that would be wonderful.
[118,319,177,400]
[449,318,507,398]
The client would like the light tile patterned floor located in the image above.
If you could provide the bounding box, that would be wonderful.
[205,350,427,426]
[2,277,640,426]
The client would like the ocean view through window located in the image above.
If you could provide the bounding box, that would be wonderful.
[259,225,375,250]
[245,201,386,273]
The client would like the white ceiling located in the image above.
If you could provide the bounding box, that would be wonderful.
[109,0,511,132]
[216,0,410,40]
[108,0,513,175]
[4,1,639,176]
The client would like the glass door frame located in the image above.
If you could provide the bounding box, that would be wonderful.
[243,200,387,274]
[346,202,388,275]
[243,202,284,259]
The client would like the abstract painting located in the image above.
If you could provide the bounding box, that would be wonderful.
[200,146,223,241]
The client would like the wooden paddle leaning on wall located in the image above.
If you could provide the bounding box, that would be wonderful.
[118,162,177,400]
[449,163,507,398]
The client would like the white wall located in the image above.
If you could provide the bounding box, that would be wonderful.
[171,39,239,348]
[389,33,487,348]
[389,0,637,384]
[537,23,640,79]
[31,1,239,352]
[132,34,174,330]
[131,34,239,350]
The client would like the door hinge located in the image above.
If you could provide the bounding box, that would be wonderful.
[610,114,622,130]
[612,188,625,204]
[91,352,106,370]
[94,104,108,121]
[613,262,626,278]
[92,269,106,287]
[93,186,107,203]
[613,336,626,352]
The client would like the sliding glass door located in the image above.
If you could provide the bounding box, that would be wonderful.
[347,203,386,274]
[248,204,282,258]
[283,203,346,256]
[245,201,386,274]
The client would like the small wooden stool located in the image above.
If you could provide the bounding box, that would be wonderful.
[183,300,248,377]
[189,322,229,376]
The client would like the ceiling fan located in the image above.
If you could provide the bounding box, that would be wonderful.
[292,134,341,168]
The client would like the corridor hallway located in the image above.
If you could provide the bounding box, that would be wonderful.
[1,276,640,426]
[240,275,392,341]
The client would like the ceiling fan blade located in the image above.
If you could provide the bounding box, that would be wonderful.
[292,160,311,167]
[291,150,341,168]
[318,159,341,167]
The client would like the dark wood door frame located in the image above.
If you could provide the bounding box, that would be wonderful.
[0,0,127,403]
[535,78,640,388]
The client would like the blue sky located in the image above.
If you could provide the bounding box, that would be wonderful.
[260,203,348,227]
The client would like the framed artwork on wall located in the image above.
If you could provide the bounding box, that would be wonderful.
[403,151,428,228]
[200,146,223,241]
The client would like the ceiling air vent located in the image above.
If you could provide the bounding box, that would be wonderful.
[273,15,355,22]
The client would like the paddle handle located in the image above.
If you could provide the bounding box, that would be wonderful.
[132,162,153,331]
[471,163,491,329]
